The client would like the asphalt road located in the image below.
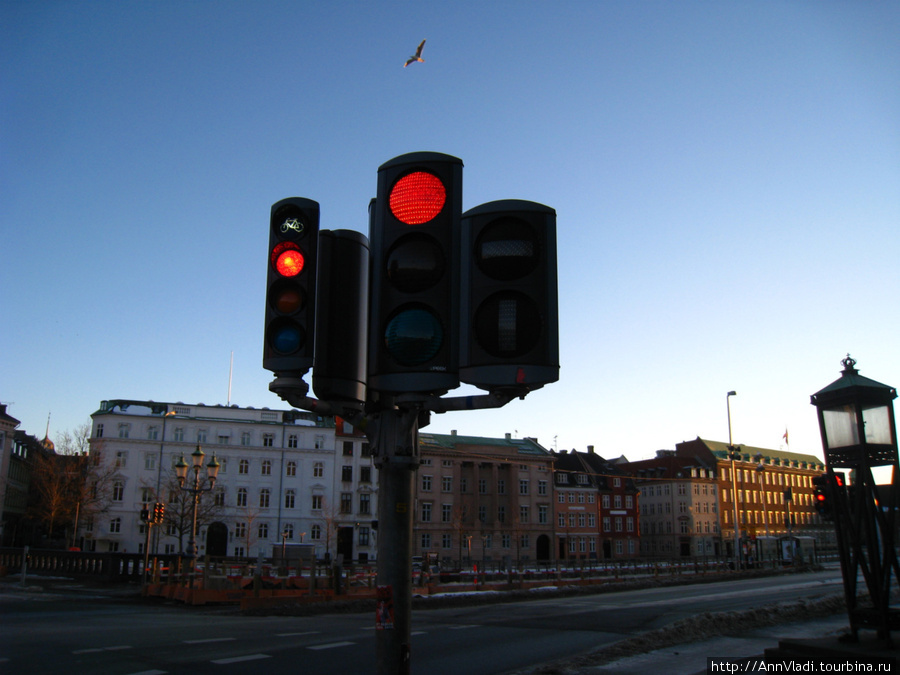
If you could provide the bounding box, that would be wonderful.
[0,568,845,675]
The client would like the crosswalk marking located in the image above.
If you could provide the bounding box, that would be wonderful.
[211,654,272,664]
[308,641,355,650]
[184,637,236,644]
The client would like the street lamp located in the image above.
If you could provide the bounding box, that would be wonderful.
[726,391,742,569]
[811,355,899,643]
[175,445,220,581]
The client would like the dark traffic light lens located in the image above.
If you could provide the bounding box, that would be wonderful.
[384,306,443,366]
[389,171,446,225]
[475,217,539,281]
[269,280,305,314]
[269,319,305,354]
[386,234,445,293]
[474,291,541,358]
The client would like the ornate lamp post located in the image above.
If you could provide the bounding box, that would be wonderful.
[811,355,900,643]
[175,445,220,581]
[726,391,742,568]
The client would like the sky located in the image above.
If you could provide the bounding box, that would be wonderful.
[3,1,899,463]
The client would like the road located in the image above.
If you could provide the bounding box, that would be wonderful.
[0,568,844,675]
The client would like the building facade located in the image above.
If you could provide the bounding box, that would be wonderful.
[675,438,831,555]
[624,451,720,557]
[553,448,641,560]
[413,432,556,566]
[87,400,340,559]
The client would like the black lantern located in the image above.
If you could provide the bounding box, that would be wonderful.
[811,355,900,643]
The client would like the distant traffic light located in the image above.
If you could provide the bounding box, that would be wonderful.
[263,198,319,375]
[368,152,463,393]
[153,502,166,524]
[313,229,370,406]
[813,474,830,518]
[459,200,558,391]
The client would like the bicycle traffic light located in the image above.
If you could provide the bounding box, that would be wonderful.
[459,200,558,391]
[263,198,319,376]
[368,152,463,394]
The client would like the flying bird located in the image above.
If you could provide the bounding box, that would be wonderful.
[404,39,426,67]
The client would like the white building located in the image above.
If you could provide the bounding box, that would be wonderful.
[86,399,365,561]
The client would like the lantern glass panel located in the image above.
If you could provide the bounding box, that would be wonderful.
[862,404,893,445]
[823,405,859,449]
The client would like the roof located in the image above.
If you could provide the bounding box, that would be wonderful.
[419,433,552,457]
[677,437,824,470]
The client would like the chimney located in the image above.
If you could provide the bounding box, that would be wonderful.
[451,429,457,436]
[505,432,511,440]
[587,445,594,454]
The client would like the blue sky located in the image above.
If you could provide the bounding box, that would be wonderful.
[3,1,899,461]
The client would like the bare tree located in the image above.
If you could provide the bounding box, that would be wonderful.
[157,470,223,554]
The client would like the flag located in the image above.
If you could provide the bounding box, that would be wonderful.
[783,428,789,445]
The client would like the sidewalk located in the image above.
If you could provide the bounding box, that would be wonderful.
[578,614,850,675]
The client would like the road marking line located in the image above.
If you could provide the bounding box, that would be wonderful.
[411,631,427,636]
[308,641,355,650]
[449,625,479,629]
[276,631,320,637]
[73,646,132,654]
[211,654,272,664]
[125,670,167,675]
[184,637,236,644]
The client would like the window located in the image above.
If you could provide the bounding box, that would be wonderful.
[343,441,354,456]
[312,495,323,510]
[214,489,225,507]
[360,493,371,514]
[115,451,127,468]
[109,517,121,533]
[359,526,370,546]
[96,424,104,438]
[197,429,208,443]
[539,505,549,524]
[239,459,249,474]
[422,475,433,491]
[259,489,270,508]
[478,506,487,522]
[285,489,296,509]
[118,424,130,439]
[241,431,251,446]
[519,505,529,523]
[258,522,269,540]
[519,479,529,495]
[478,478,487,494]
[442,476,452,492]
[144,454,156,471]
[313,462,324,478]
[311,524,322,540]
[235,522,246,538]
[314,435,325,449]
[263,434,274,447]
[112,481,124,502]
[421,503,432,522]
[174,427,184,442]
[341,493,352,514]
[237,488,247,507]
[442,504,452,522]
[360,466,372,483]
[498,479,506,495]
[498,505,506,523]
[261,459,272,475]
[288,434,298,449]
[140,487,153,504]
[342,465,353,482]
[286,460,297,476]
[147,426,158,440]
[283,523,294,539]
[538,480,547,496]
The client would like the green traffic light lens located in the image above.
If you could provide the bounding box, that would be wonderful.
[269,319,305,354]
[384,307,443,366]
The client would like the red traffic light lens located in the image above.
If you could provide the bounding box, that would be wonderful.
[272,242,305,277]
[389,171,446,225]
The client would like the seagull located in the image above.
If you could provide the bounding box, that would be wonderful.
[404,39,426,67]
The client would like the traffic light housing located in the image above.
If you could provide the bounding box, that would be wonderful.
[459,200,558,391]
[813,474,829,517]
[368,152,463,393]
[313,229,370,406]
[153,502,166,524]
[263,197,319,376]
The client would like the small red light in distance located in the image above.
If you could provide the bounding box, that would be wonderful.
[273,242,305,277]
[390,171,446,225]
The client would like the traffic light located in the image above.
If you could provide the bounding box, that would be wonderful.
[153,502,166,524]
[263,197,319,376]
[813,474,830,518]
[140,506,150,523]
[312,229,370,406]
[368,152,463,393]
[459,200,558,391]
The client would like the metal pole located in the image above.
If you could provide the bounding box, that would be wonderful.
[373,405,419,675]
[727,391,741,569]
